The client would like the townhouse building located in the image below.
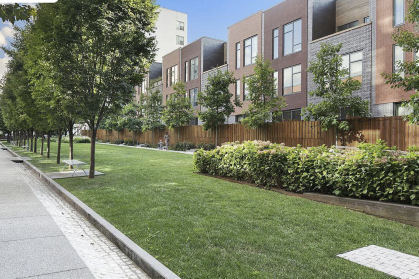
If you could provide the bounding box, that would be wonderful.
[162,37,226,124]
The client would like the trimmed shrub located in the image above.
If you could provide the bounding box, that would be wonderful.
[171,141,196,151]
[123,138,136,146]
[196,142,216,151]
[193,140,419,205]
[62,136,91,143]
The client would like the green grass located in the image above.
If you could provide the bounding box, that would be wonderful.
[6,141,419,278]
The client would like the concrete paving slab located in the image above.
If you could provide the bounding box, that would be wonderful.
[0,236,93,279]
[0,190,40,205]
[0,202,48,219]
[25,268,93,279]
[0,180,36,194]
[0,215,64,242]
[46,170,105,179]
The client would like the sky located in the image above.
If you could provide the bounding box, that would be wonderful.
[0,0,285,79]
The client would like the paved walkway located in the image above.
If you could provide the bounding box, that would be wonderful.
[0,147,150,279]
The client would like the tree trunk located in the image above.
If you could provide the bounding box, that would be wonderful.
[57,130,62,164]
[178,127,180,142]
[46,132,51,159]
[335,127,338,147]
[89,128,97,179]
[23,132,26,147]
[30,129,34,152]
[68,124,74,161]
[152,130,155,145]
[19,131,23,147]
[215,125,218,147]
[34,132,37,153]
[41,135,44,155]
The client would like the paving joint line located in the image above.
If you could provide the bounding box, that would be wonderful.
[16,267,89,279]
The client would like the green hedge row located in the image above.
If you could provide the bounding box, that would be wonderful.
[194,140,419,205]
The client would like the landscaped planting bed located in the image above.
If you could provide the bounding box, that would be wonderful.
[194,140,419,205]
[6,141,419,279]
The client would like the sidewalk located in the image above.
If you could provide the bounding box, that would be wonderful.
[0,147,150,279]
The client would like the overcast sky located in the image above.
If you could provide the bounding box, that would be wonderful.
[0,0,284,80]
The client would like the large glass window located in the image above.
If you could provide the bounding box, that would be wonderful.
[273,28,279,59]
[283,64,301,95]
[284,19,302,56]
[394,102,412,116]
[274,71,278,94]
[244,78,250,100]
[176,35,184,45]
[393,45,404,77]
[171,65,178,85]
[177,21,184,31]
[244,35,258,66]
[282,109,302,120]
[342,51,363,82]
[185,61,189,82]
[236,79,241,101]
[166,68,169,87]
[337,20,359,32]
[190,57,199,80]
[236,42,241,69]
[189,88,198,107]
[394,0,404,26]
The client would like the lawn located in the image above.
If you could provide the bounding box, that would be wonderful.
[6,141,419,279]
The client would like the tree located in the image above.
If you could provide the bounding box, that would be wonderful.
[33,0,158,178]
[141,84,164,144]
[303,43,369,145]
[382,0,419,125]
[162,82,195,141]
[0,4,36,24]
[241,57,286,140]
[197,70,240,146]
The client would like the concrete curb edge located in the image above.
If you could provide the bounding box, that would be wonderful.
[5,146,181,279]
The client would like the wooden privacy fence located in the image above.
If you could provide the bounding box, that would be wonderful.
[81,117,419,150]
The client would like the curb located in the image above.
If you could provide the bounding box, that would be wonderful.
[4,146,181,279]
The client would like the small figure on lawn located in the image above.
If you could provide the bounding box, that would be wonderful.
[164,132,170,150]
[158,139,164,150]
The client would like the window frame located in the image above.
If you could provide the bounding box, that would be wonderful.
[244,35,258,66]
[236,42,241,69]
[190,57,199,80]
[393,45,404,77]
[273,28,279,59]
[283,64,302,95]
[282,109,302,120]
[341,51,363,81]
[235,79,241,101]
[283,19,302,56]
[189,88,198,107]
[177,21,185,31]
[176,35,184,45]
[393,0,405,27]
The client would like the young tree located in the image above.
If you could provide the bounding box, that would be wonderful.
[241,57,286,140]
[141,85,164,144]
[303,43,369,145]
[382,0,419,125]
[197,70,241,146]
[162,82,195,141]
[33,0,158,178]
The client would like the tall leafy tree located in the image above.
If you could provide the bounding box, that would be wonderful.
[0,4,36,24]
[197,70,241,146]
[141,85,164,144]
[33,0,158,178]
[382,0,419,125]
[241,57,286,140]
[303,43,369,145]
[162,82,195,141]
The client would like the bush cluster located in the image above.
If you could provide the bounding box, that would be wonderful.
[196,142,216,151]
[171,141,195,151]
[194,140,419,205]
[123,138,136,146]
[62,136,91,143]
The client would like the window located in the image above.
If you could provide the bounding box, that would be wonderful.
[337,20,359,32]
[283,64,301,95]
[235,115,244,123]
[244,78,250,100]
[141,81,146,94]
[282,109,302,120]
[274,71,278,93]
[284,19,302,56]
[189,88,198,107]
[177,21,184,31]
[236,42,241,69]
[364,17,370,23]
[235,79,241,101]
[244,35,258,66]
[190,57,199,80]
[171,65,178,85]
[394,0,404,26]
[273,28,279,59]
[185,61,189,82]
[342,51,363,82]
[166,68,169,87]
[393,45,404,77]
[176,35,184,45]
[394,102,412,116]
